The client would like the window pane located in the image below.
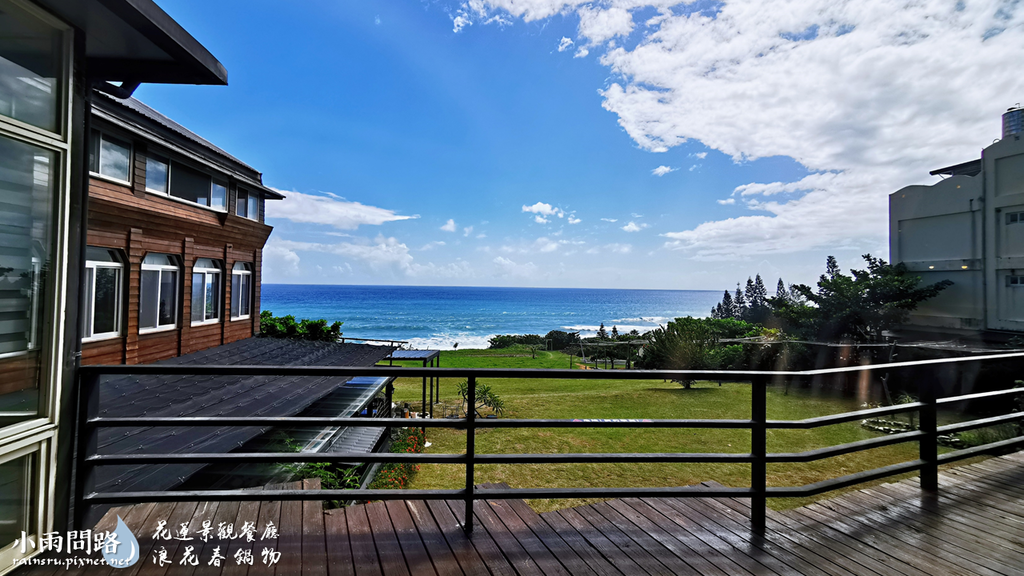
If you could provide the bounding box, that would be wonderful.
[146,156,168,193]
[231,274,241,318]
[248,194,258,221]
[159,271,177,326]
[99,135,130,181]
[211,182,226,210]
[169,163,212,206]
[0,135,55,426]
[83,268,94,338]
[93,267,119,335]
[0,453,35,552]
[206,273,219,320]
[237,190,247,217]
[191,273,205,322]
[241,274,251,316]
[0,1,63,132]
[140,270,160,329]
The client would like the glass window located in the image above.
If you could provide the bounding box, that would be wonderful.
[231,262,252,319]
[211,181,226,210]
[191,259,221,324]
[140,254,179,332]
[248,192,259,221]
[0,2,64,133]
[88,130,131,183]
[237,189,259,221]
[83,247,122,341]
[146,155,169,194]
[0,452,35,554]
[168,163,227,211]
[0,134,55,428]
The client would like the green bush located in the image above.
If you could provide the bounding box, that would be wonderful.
[488,334,543,349]
[260,310,342,342]
[369,428,427,490]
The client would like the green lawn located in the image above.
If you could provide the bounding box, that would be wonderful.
[384,348,968,512]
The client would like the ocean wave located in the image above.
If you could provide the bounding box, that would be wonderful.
[405,333,495,351]
[561,324,659,336]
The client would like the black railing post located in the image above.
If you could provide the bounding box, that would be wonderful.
[751,376,767,533]
[74,370,100,530]
[920,378,938,492]
[464,375,477,533]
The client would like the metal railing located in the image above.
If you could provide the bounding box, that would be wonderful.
[74,352,1024,533]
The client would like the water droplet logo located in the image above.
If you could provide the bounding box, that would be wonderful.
[102,516,140,568]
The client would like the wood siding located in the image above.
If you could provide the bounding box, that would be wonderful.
[84,171,273,366]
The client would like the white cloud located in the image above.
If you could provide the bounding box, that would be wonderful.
[420,241,446,251]
[606,243,632,254]
[476,233,487,238]
[558,37,574,52]
[534,215,549,224]
[462,0,1024,260]
[452,11,472,33]
[263,240,301,277]
[440,218,457,232]
[522,201,565,217]
[493,256,538,278]
[267,190,416,230]
[692,152,707,159]
[621,221,649,232]
[600,217,618,223]
[568,216,582,224]
[463,226,474,237]
[535,237,560,252]
[272,236,474,278]
[651,165,677,176]
[717,198,736,205]
[574,47,589,58]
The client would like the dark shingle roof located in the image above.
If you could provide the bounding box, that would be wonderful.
[94,338,393,493]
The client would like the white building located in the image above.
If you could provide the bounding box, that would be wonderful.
[890,107,1024,337]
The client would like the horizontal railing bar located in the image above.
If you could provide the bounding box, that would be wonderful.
[85,417,753,429]
[78,350,1024,379]
[767,403,925,429]
[936,435,1024,464]
[936,412,1024,435]
[766,430,925,463]
[83,485,756,505]
[87,452,753,466]
[766,459,926,497]
[937,388,1024,405]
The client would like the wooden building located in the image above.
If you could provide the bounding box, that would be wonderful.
[81,92,283,366]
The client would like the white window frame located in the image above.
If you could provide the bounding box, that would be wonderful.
[1008,275,1024,287]
[139,256,179,334]
[163,161,228,213]
[231,262,252,320]
[144,153,170,195]
[82,255,123,343]
[191,259,222,326]
[88,129,132,186]
[237,188,259,221]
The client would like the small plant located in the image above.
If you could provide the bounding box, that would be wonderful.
[455,380,505,417]
[368,428,427,490]
[260,310,343,342]
[279,437,360,507]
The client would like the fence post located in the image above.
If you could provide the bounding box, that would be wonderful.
[74,370,100,530]
[751,376,767,533]
[464,375,477,533]
[919,379,938,492]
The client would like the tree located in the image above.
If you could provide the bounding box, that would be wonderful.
[733,284,747,318]
[611,325,619,338]
[640,318,721,388]
[776,278,788,302]
[713,290,736,320]
[789,254,953,342]
[596,323,608,339]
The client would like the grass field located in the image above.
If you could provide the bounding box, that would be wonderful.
[382,346,960,512]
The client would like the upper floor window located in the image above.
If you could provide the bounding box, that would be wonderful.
[0,0,65,134]
[140,253,180,333]
[1007,212,1024,225]
[1008,275,1024,287]
[231,262,252,319]
[89,130,131,184]
[168,162,226,210]
[146,154,169,194]
[83,247,123,341]
[237,188,259,221]
[191,258,221,325]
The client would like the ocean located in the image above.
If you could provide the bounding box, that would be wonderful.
[261,284,722,350]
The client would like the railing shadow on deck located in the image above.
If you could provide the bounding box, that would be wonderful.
[74,352,1024,533]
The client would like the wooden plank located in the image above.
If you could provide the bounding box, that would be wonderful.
[402,501,467,576]
[124,500,185,576]
[483,499,573,576]
[191,499,242,576]
[275,484,304,576]
[246,491,281,576]
[904,477,1024,532]
[382,501,439,576]
[569,505,673,576]
[430,499,512,576]
[136,501,209,576]
[459,497,544,576]
[345,505,383,576]
[363,502,411,576]
[588,502,702,576]
[496,496,611,576]
[220,496,262,576]
[323,509,354,576]
[878,480,1024,542]
[542,508,643,576]
[677,497,857,576]
[301,479,327,576]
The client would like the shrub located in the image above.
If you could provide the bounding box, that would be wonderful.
[368,428,427,490]
[260,310,343,342]
[488,334,543,349]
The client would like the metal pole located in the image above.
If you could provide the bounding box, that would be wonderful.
[751,377,767,533]
[464,376,476,533]
[427,359,433,420]
[920,378,938,492]
[74,371,100,529]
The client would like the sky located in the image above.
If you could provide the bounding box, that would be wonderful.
[137,0,1023,291]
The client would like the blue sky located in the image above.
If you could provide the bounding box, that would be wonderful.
[137,0,1020,290]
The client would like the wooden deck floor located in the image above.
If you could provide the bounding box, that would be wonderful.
[18,452,1024,576]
